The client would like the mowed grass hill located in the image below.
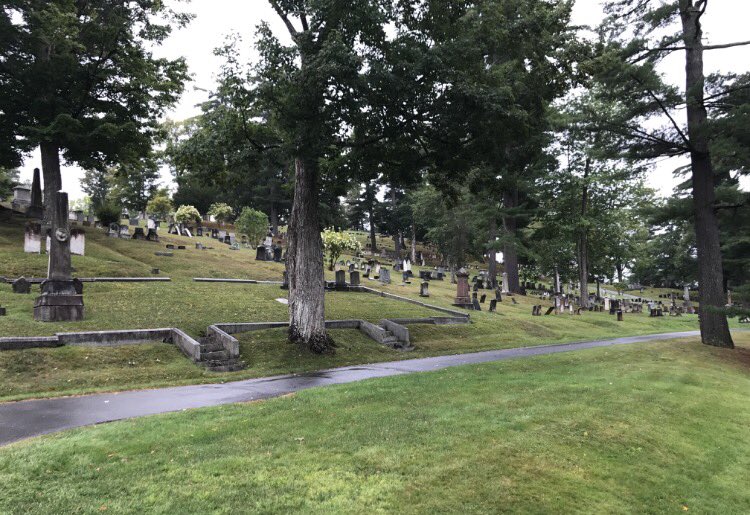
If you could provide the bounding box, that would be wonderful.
[0,216,721,401]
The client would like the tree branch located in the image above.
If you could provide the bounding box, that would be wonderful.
[268,0,298,38]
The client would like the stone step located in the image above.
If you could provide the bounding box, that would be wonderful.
[206,362,246,373]
[200,342,225,353]
[381,337,399,345]
[201,350,230,361]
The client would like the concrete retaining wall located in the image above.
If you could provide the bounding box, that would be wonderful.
[206,325,240,358]
[359,320,387,342]
[0,336,61,351]
[382,319,410,344]
[59,328,172,346]
[170,328,202,361]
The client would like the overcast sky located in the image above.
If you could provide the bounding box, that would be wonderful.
[16,0,750,199]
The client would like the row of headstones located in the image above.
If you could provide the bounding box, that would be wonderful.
[109,223,159,242]
[24,224,85,256]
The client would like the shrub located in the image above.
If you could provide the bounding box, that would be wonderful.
[235,208,269,247]
[322,229,362,271]
[146,195,173,220]
[95,201,122,227]
[174,205,202,225]
[208,202,234,224]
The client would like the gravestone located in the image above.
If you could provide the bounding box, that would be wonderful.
[544,306,555,315]
[196,227,203,237]
[335,270,347,288]
[501,272,509,294]
[146,228,159,242]
[255,245,268,261]
[480,294,486,304]
[132,227,146,240]
[402,271,410,284]
[617,310,624,322]
[453,269,472,308]
[472,295,481,311]
[349,271,360,286]
[489,299,497,312]
[152,268,160,275]
[109,223,120,238]
[119,225,130,239]
[28,168,43,219]
[12,277,31,294]
[379,268,391,284]
[273,246,283,262]
[24,223,42,254]
[70,229,85,256]
[129,217,139,226]
[0,306,5,316]
[420,282,429,297]
[33,192,84,321]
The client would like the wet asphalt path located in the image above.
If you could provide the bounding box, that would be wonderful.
[0,331,701,446]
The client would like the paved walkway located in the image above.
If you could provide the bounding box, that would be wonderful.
[0,331,702,446]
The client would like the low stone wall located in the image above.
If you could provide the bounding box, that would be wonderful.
[59,328,173,346]
[169,328,202,361]
[382,319,410,344]
[193,278,283,285]
[358,286,471,320]
[359,320,388,342]
[0,336,61,351]
[2,277,171,284]
[206,325,240,358]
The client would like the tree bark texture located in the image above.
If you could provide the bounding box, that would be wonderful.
[410,223,417,263]
[488,216,498,288]
[577,159,590,308]
[502,189,521,293]
[286,157,332,353]
[680,1,733,347]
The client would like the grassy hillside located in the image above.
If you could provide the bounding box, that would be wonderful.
[0,216,719,401]
[2,334,749,513]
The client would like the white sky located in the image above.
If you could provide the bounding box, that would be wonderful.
[17,0,750,199]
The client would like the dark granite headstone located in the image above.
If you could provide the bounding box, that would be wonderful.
[489,299,497,312]
[349,271,360,286]
[12,277,31,294]
[132,227,146,240]
[420,282,429,297]
[335,270,347,288]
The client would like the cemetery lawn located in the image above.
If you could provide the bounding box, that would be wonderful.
[2,334,750,513]
[0,218,735,401]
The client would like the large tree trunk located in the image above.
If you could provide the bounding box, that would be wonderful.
[286,157,332,353]
[368,209,377,252]
[502,189,521,293]
[578,159,590,308]
[269,195,279,236]
[410,223,416,263]
[680,1,733,348]
[487,216,498,288]
[39,142,62,226]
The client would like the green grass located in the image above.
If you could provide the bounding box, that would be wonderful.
[2,334,749,513]
[0,216,722,401]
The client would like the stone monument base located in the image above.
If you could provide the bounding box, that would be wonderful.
[33,280,84,322]
[33,294,84,322]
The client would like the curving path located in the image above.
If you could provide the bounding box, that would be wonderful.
[0,331,703,446]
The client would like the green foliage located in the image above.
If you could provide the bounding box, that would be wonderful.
[322,229,362,271]
[208,203,234,224]
[1,1,190,171]
[69,196,93,216]
[146,195,173,221]
[0,168,19,201]
[94,201,121,227]
[107,156,160,214]
[235,208,269,246]
[174,205,202,225]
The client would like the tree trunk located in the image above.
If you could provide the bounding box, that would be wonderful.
[410,223,417,263]
[270,201,279,236]
[578,159,590,308]
[502,189,521,293]
[680,1,733,347]
[616,263,624,284]
[286,157,332,353]
[394,233,401,258]
[40,142,62,226]
[487,216,498,288]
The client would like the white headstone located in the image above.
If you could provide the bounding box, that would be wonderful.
[147,219,156,230]
[604,298,611,310]
[24,231,42,254]
[501,272,509,293]
[70,233,85,256]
